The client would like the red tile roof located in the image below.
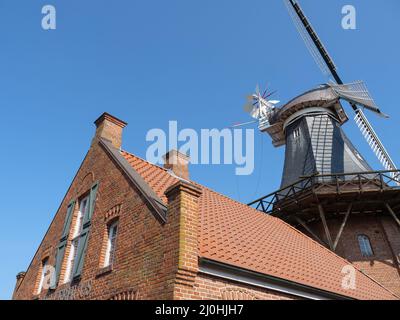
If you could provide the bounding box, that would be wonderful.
[121,150,398,300]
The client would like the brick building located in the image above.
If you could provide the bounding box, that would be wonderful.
[12,113,398,300]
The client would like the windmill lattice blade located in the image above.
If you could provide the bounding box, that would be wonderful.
[330,81,388,118]
[265,90,277,99]
[354,110,399,184]
[283,0,333,77]
[262,86,268,98]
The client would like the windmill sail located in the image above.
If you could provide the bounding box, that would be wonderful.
[354,110,399,181]
[329,81,388,117]
[283,0,335,79]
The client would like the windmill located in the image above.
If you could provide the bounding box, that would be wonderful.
[244,0,399,185]
[282,0,398,181]
[247,0,400,261]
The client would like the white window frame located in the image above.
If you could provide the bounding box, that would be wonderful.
[104,221,118,267]
[64,195,89,283]
[37,258,48,294]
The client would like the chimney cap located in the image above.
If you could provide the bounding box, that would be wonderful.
[163,149,190,180]
[94,112,127,128]
[163,149,190,163]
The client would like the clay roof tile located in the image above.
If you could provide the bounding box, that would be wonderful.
[120,149,398,300]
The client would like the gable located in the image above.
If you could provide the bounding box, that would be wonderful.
[13,138,170,299]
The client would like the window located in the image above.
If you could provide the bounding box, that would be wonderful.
[37,258,49,294]
[64,195,89,283]
[358,234,373,257]
[293,128,301,139]
[104,221,118,267]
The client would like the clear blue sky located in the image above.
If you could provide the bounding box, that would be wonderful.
[1,0,399,299]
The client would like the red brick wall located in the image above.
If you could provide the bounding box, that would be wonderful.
[174,273,297,300]
[12,138,296,300]
[305,215,400,296]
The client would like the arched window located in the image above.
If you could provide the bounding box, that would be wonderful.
[358,234,373,257]
[104,220,119,267]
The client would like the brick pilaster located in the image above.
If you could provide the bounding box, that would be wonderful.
[164,180,202,299]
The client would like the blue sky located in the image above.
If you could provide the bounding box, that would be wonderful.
[0,0,399,299]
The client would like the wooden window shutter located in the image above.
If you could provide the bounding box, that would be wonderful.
[72,229,90,278]
[60,200,76,241]
[52,242,66,289]
[82,182,99,227]
[73,182,99,278]
[52,200,76,288]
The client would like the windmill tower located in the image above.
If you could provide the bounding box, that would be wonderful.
[248,0,400,295]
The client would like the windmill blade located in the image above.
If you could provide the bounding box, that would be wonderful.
[329,81,389,118]
[243,98,261,120]
[262,83,269,99]
[283,0,334,78]
[243,95,255,113]
[354,110,399,183]
[265,90,277,99]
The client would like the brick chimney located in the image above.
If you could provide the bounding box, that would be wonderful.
[94,112,127,149]
[12,272,26,299]
[163,150,190,180]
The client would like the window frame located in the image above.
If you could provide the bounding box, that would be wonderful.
[358,234,374,257]
[104,221,119,268]
[36,258,49,294]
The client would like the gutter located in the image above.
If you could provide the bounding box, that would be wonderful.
[199,258,353,300]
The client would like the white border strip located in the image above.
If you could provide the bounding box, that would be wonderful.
[199,261,338,300]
